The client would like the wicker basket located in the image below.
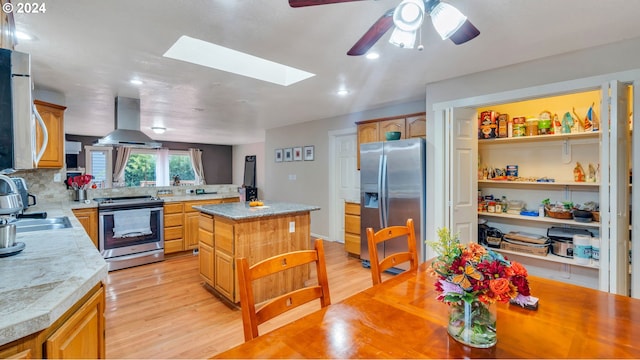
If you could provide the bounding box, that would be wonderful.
[545,205,573,219]
[591,211,600,222]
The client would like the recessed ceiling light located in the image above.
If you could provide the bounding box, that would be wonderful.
[130,79,143,85]
[163,35,315,86]
[336,89,350,96]
[151,127,166,134]
[366,52,380,60]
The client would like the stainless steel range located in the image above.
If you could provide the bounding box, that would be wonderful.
[95,195,164,271]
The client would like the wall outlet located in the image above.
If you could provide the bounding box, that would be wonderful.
[53,173,62,182]
[289,221,295,233]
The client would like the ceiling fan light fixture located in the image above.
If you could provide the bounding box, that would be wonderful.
[389,27,417,49]
[151,126,166,134]
[393,0,425,32]
[430,2,467,40]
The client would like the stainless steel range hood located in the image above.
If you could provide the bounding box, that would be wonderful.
[96,97,161,148]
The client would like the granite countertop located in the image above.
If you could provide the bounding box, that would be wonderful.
[195,201,320,220]
[0,205,108,346]
[59,192,239,209]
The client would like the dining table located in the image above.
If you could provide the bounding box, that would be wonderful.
[214,262,640,358]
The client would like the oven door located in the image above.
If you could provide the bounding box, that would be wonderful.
[99,206,164,259]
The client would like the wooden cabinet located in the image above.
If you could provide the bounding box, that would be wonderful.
[184,198,238,250]
[34,100,66,169]
[199,210,311,304]
[344,202,361,256]
[72,208,98,248]
[378,118,406,140]
[0,284,105,359]
[164,203,184,254]
[356,112,426,169]
[45,285,105,359]
[198,213,214,286]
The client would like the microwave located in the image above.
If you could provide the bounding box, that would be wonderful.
[0,49,47,173]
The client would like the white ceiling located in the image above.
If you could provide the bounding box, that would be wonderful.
[13,0,640,145]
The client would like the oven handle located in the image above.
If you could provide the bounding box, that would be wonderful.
[98,207,164,216]
[106,249,164,263]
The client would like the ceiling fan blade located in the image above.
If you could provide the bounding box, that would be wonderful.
[449,19,480,45]
[289,0,367,8]
[347,9,395,56]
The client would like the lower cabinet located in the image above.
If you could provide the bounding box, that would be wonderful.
[0,283,105,359]
[198,213,214,285]
[344,202,361,256]
[72,208,98,248]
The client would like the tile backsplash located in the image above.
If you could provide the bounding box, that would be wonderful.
[12,168,240,203]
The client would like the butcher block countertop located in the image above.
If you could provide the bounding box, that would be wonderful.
[195,201,320,220]
[0,205,107,346]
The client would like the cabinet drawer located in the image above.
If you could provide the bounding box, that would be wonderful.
[164,226,183,240]
[345,214,360,234]
[164,213,183,227]
[164,203,184,214]
[199,228,213,247]
[165,239,184,253]
[199,213,213,232]
[344,233,361,255]
[345,202,360,215]
[185,199,222,213]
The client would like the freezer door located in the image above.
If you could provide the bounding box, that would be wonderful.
[360,142,383,262]
[384,138,425,269]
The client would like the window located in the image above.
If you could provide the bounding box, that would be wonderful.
[124,149,196,187]
[85,146,113,188]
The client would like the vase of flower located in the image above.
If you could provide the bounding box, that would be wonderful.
[448,300,497,348]
[428,228,533,349]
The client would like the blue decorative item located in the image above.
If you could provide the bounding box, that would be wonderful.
[561,112,573,134]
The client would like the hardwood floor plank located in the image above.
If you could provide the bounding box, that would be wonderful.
[105,240,389,359]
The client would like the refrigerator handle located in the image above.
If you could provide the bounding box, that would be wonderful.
[377,154,385,229]
[381,154,388,228]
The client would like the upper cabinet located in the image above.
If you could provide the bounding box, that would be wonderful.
[34,100,66,168]
[356,112,426,169]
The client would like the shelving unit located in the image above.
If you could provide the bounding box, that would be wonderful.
[491,246,599,269]
[478,211,600,229]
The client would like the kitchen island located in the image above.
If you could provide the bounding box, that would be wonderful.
[0,206,108,358]
[195,201,320,304]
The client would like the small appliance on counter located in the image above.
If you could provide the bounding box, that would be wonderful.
[0,174,26,257]
[547,226,593,258]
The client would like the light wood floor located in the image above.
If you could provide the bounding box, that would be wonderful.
[105,241,388,359]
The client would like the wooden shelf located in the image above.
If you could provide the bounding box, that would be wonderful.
[478,211,600,229]
[478,131,599,146]
[490,247,600,269]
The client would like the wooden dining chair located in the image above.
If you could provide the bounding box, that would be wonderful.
[366,218,418,286]
[236,239,331,342]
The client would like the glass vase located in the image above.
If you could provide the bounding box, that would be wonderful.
[447,300,497,348]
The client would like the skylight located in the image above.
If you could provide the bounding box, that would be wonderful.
[163,35,315,86]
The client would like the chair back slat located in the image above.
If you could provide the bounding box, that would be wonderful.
[367,218,418,286]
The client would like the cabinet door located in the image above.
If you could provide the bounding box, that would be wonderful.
[378,118,406,140]
[45,286,105,359]
[34,100,66,168]
[184,212,200,250]
[214,249,234,300]
[406,114,426,138]
[199,242,214,286]
[357,123,379,169]
[72,208,98,248]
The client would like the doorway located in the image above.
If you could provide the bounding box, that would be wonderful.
[328,128,360,244]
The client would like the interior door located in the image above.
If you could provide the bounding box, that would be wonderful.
[447,107,478,244]
[335,133,359,243]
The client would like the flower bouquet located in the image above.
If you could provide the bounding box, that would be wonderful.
[428,228,532,348]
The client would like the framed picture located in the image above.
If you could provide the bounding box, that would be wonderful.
[275,149,283,162]
[284,148,293,162]
[304,145,314,161]
[293,146,303,161]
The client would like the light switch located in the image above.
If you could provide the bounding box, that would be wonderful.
[53,173,62,182]
[288,174,296,181]
[289,221,295,233]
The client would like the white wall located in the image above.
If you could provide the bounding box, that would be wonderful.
[424,36,640,243]
[265,100,425,240]
[232,142,265,197]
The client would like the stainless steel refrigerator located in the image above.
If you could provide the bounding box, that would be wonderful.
[360,138,425,270]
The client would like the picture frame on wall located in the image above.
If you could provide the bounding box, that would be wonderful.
[284,148,293,162]
[304,145,314,161]
[293,146,303,161]
[275,149,283,162]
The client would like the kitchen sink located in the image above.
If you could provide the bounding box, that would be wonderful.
[15,216,73,233]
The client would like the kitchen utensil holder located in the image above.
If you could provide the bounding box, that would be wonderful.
[73,189,87,202]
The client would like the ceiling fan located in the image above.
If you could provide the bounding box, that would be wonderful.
[289,0,480,56]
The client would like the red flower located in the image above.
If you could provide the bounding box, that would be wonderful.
[511,275,530,296]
